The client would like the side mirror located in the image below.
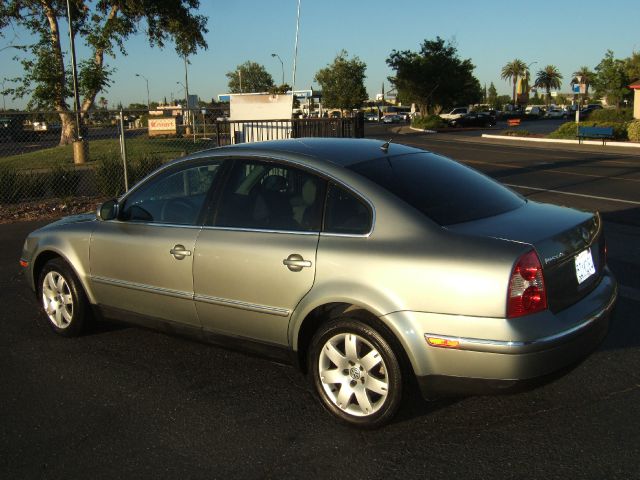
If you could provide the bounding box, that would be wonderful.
[97,199,119,221]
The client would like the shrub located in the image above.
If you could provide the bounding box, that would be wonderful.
[17,171,49,200]
[412,114,446,130]
[589,108,633,123]
[627,120,640,142]
[132,154,163,184]
[500,129,531,137]
[96,155,127,197]
[0,166,19,203]
[49,164,80,198]
[549,121,628,140]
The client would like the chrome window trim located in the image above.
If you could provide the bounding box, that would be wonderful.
[201,225,319,236]
[106,220,203,230]
[424,285,617,355]
[194,294,290,317]
[91,276,193,300]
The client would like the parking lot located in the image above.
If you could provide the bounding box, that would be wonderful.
[2,133,639,479]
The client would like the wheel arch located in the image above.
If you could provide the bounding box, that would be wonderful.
[292,301,416,379]
[32,248,96,304]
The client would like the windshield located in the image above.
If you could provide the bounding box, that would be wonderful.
[349,152,525,226]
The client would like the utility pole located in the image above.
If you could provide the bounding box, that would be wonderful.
[66,0,85,164]
[292,0,301,91]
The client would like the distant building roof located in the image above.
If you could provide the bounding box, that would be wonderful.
[629,80,640,89]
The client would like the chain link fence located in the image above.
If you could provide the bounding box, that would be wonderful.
[0,109,364,218]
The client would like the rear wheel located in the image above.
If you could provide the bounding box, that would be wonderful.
[38,258,89,337]
[308,317,402,428]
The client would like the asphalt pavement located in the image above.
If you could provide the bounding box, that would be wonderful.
[2,132,640,479]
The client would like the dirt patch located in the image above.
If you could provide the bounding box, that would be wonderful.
[0,196,106,224]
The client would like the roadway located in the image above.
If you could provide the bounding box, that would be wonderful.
[1,130,639,479]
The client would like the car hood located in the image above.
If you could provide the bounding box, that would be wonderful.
[38,212,96,230]
[446,200,597,266]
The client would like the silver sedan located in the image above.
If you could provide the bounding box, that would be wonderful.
[21,138,617,428]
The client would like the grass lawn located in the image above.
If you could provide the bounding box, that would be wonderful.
[1,136,219,171]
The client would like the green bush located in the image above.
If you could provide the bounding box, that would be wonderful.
[17,171,49,200]
[96,155,127,197]
[49,164,80,198]
[549,121,628,140]
[628,121,640,142]
[589,108,633,123]
[500,129,531,137]
[412,114,446,130]
[132,154,164,184]
[0,167,19,203]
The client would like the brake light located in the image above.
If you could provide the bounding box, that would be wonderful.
[507,250,547,318]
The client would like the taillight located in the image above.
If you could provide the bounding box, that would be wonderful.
[507,250,547,318]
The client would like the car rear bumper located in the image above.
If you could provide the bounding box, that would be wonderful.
[382,269,617,398]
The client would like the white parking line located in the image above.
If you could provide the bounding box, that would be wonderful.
[503,184,640,206]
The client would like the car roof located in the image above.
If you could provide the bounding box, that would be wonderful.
[186,138,426,168]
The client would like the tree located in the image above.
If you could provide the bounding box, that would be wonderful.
[487,82,498,107]
[1,1,208,145]
[314,50,367,113]
[226,61,275,94]
[386,37,482,115]
[624,51,640,83]
[501,59,528,106]
[593,50,630,108]
[571,66,595,97]
[534,65,563,105]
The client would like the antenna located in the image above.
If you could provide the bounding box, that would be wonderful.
[380,139,392,153]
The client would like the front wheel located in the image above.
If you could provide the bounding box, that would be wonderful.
[38,258,90,336]
[308,318,403,428]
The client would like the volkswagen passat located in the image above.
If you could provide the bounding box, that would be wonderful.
[21,138,617,428]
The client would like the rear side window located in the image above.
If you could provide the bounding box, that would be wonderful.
[350,152,524,226]
[323,184,371,235]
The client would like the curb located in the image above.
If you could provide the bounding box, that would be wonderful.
[409,127,436,134]
[481,134,640,149]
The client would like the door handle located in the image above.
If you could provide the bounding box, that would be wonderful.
[283,254,312,272]
[170,244,192,260]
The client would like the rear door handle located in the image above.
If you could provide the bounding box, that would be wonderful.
[283,253,312,272]
[170,244,192,260]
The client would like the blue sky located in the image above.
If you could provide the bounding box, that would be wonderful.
[1,0,638,109]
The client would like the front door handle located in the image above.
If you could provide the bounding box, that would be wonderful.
[170,244,192,260]
[283,253,312,272]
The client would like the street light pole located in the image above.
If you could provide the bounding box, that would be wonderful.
[1,80,6,111]
[271,53,284,86]
[135,73,150,111]
[291,0,301,91]
[184,56,191,127]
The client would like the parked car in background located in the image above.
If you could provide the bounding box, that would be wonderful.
[448,112,496,128]
[382,114,403,124]
[579,104,603,119]
[21,138,617,428]
[545,108,566,119]
[364,112,379,122]
[524,106,545,118]
[439,107,468,121]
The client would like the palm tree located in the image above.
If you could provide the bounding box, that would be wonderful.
[571,66,594,97]
[501,59,528,106]
[534,65,563,105]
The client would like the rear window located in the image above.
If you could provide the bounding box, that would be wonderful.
[349,152,524,226]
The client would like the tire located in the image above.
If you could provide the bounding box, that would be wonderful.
[308,317,403,428]
[38,258,90,337]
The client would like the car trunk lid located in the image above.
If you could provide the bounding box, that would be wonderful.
[447,201,605,313]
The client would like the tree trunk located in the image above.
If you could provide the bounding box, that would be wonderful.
[59,112,76,146]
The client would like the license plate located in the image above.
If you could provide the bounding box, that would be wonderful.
[575,248,596,284]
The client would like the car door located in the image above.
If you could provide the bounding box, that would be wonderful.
[90,159,223,328]
[193,158,326,346]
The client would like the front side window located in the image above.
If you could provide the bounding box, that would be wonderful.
[120,161,222,225]
[213,159,326,232]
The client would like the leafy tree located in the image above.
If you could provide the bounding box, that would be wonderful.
[593,50,631,108]
[571,66,595,97]
[226,61,275,94]
[487,82,498,107]
[0,0,208,145]
[495,95,512,110]
[314,50,367,113]
[501,59,528,106]
[624,51,640,83]
[386,37,481,115]
[534,65,563,105]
